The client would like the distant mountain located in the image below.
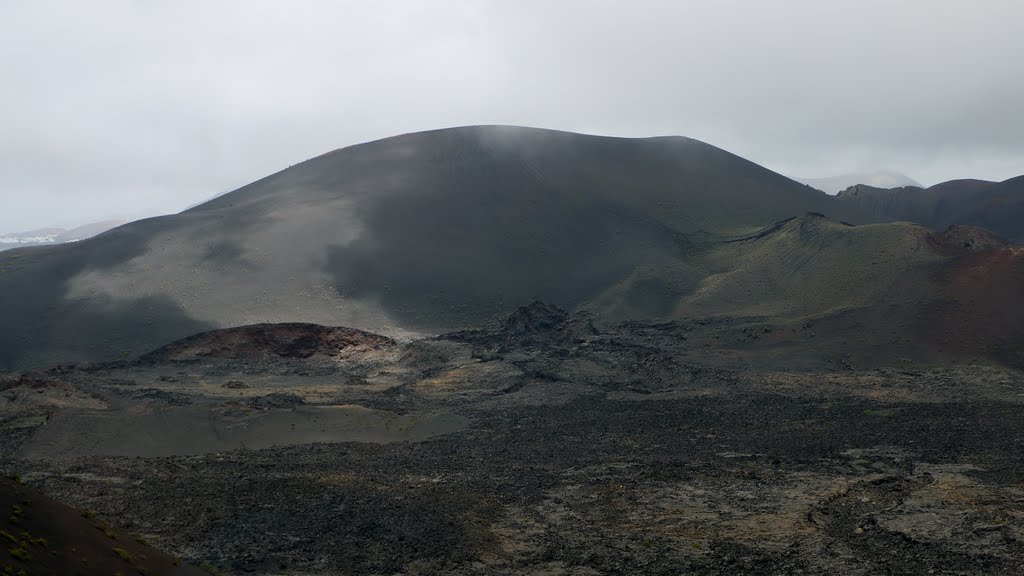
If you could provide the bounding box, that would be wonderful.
[795,171,922,194]
[0,126,877,370]
[836,176,1024,242]
[0,125,1020,372]
[56,219,127,242]
[0,219,125,252]
[0,227,65,249]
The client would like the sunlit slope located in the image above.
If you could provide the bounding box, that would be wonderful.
[681,215,943,318]
[586,214,944,320]
[588,214,1024,368]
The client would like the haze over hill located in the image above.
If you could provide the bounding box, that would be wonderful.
[794,171,923,194]
[0,126,1021,372]
[0,219,125,252]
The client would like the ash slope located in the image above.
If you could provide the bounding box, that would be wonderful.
[0,125,869,372]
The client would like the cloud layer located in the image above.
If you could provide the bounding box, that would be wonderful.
[1,0,1021,231]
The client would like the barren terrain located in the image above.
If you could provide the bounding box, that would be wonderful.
[2,305,1022,575]
[1,127,1022,574]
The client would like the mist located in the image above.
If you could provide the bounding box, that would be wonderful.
[1,0,1022,231]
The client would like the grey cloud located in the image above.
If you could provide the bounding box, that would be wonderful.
[1,0,1022,231]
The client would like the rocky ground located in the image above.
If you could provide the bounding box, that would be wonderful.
[1,303,1023,575]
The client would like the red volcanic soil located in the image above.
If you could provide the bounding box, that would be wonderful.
[0,476,204,575]
[141,323,396,362]
[918,246,1024,368]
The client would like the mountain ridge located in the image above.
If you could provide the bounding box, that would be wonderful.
[0,125,1021,371]
[836,175,1024,241]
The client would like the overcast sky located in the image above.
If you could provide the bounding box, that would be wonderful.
[1,0,1022,232]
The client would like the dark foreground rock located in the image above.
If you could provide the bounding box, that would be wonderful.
[0,475,205,575]
[1,309,1023,575]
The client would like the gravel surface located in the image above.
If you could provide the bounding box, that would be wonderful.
[2,306,1023,575]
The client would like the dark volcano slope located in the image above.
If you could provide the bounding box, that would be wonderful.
[0,126,873,371]
[0,476,204,575]
[836,175,1024,242]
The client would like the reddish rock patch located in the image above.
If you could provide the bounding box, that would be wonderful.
[141,323,395,361]
[917,247,1024,367]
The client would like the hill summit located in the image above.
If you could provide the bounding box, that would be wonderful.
[0,126,1020,371]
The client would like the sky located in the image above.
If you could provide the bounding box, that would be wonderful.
[1,0,1022,233]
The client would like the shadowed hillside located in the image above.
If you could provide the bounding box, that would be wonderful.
[0,476,204,575]
[836,176,1024,242]
[0,126,875,372]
